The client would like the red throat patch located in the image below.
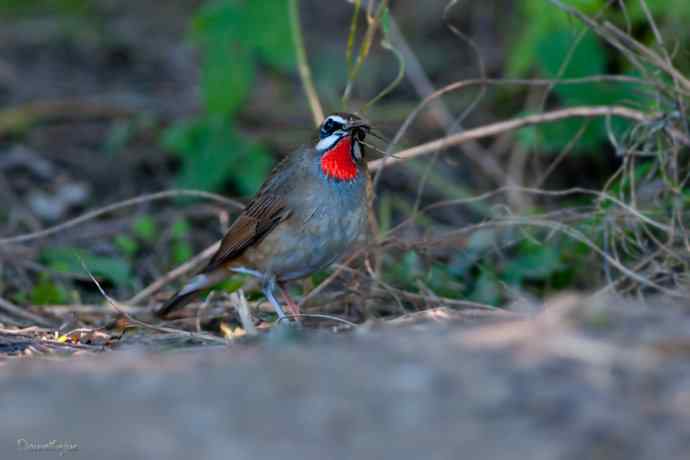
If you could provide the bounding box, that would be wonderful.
[320,136,358,181]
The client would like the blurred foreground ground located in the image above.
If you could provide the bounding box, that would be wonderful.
[2,294,689,460]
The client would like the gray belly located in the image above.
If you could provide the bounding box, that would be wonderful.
[245,163,368,281]
[265,204,366,281]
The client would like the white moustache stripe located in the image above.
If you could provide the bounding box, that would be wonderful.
[316,133,343,151]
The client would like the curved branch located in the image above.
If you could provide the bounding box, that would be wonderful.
[369,105,688,171]
[289,0,324,126]
[0,190,243,246]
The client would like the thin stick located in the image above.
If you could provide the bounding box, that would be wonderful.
[385,76,674,157]
[298,249,363,308]
[0,190,242,245]
[342,0,389,107]
[286,313,358,328]
[369,105,687,171]
[289,0,324,126]
[36,304,148,314]
[0,100,133,137]
[127,241,219,305]
[229,290,258,336]
[362,15,405,111]
[81,260,227,345]
[547,0,690,93]
[345,0,362,77]
[196,291,216,333]
[0,297,53,327]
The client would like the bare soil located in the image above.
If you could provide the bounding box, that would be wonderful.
[1,295,690,460]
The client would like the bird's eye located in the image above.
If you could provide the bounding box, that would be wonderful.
[320,117,344,138]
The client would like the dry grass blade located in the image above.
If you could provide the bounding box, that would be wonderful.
[80,259,228,345]
[547,0,690,93]
[289,0,324,125]
[0,190,242,246]
[287,313,358,328]
[228,290,257,336]
[342,0,389,108]
[128,241,220,305]
[370,105,688,171]
[0,297,53,327]
[0,99,133,137]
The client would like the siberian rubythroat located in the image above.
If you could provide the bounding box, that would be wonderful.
[157,113,371,321]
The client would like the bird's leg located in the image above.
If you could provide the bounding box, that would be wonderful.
[262,277,288,323]
[277,282,301,318]
[231,268,297,324]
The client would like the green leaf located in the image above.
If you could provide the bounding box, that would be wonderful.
[233,142,273,194]
[449,229,495,278]
[247,0,295,71]
[218,275,245,294]
[166,116,271,194]
[503,242,564,283]
[536,29,604,89]
[114,235,139,256]
[133,215,157,243]
[192,0,244,39]
[162,0,295,196]
[201,43,254,116]
[161,117,204,153]
[171,218,191,239]
[172,241,193,265]
[170,117,237,192]
[41,247,131,285]
[508,0,605,75]
[381,7,392,36]
[469,268,501,305]
[29,276,69,305]
[194,0,295,73]
[427,264,464,298]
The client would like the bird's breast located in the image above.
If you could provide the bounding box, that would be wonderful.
[244,168,368,281]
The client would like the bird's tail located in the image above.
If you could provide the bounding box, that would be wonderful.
[156,273,218,317]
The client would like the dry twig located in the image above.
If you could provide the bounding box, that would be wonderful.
[0,190,242,246]
[81,260,227,345]
[128,241,220,305]
[289,0,324,125]
[0,297,53,327]
[369,105,688,171]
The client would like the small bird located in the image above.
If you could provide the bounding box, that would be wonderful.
[157,113,371,322]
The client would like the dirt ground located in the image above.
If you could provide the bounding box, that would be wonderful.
[1,294,690,460]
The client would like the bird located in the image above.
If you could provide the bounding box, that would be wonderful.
[156,113,371,322]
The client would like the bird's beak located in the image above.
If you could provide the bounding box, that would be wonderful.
[345,120,370,130]
[344,122,369,162]
[345,121,370,146]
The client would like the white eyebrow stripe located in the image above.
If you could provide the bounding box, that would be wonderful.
[316,133,343,151]
[326,115,346,125]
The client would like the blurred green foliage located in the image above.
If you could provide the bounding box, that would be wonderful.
[13,275,69,306]
[162,0,295,194]
[385,229,574,306]
[170,218,193,265]
[40,247,131,286]
[132,215,157,243]
[509,0,690,152]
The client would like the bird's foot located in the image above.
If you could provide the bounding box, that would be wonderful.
[278,282,301,320]
[262,277,300,326]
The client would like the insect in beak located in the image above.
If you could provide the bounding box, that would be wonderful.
[346,122,369,162]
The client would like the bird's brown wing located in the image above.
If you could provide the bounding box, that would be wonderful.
[203,193,292,273]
